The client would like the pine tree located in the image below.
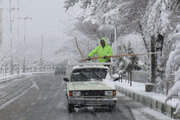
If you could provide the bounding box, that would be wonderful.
[119,41,141,86]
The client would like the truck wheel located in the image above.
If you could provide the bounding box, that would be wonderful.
[108,105,115,112]
[68,104,74,113]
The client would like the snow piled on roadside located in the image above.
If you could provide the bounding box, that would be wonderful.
[0,71,51,83]
[0,72,33,83]
[132,107,174,120]
[115,80,178,108]
[118,92,174,120]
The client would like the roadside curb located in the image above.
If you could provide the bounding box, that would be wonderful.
[0,75,25,84]
[0,73,34,84]
[0,72,52,84]
[116,86,177,119]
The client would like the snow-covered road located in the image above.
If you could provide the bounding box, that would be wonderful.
[0,73,174,120]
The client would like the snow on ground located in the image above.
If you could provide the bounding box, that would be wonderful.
[0,72,33,82]
[0,71,53,83]
[117,93,174,120]
[31,71,54,74]
[0,72,43,111]
[132,107,174,120]
[115,80,179,108]
[0,83,33,110]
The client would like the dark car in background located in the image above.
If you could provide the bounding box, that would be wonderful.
[55,65,66,75]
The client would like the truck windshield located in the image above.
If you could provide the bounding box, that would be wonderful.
[71,68,108,82]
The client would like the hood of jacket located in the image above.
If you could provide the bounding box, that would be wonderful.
[100,37,107,46]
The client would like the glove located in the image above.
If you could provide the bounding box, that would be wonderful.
[104,56,107,58]
[87,57,91,61]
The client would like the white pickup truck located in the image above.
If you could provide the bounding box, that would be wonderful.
[64,64,117,112]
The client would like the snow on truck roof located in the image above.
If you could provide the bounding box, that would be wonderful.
[65,63,116,75]
[70,63,116,70]
[72,65,109,70]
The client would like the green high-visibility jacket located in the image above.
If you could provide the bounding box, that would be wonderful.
[88,37,113,63]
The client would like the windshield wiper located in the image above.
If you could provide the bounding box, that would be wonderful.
[93,72,103,80]
[79,72,89,80]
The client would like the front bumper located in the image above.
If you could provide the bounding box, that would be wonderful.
[68,97,117,107]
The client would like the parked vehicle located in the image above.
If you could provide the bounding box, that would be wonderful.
[55,65,66,75]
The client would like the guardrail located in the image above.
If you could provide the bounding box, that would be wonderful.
[116,86,177,119]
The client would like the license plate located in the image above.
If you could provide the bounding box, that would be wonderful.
[87,100,101,105]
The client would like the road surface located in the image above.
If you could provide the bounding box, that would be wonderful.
[0,73,173,120]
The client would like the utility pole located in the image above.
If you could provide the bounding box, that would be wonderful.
[0,0,19,75]
[9,0,19,75]
[0,0,2,44]
[114,26,117,55]
[19,17,32,73]
[17,0,20,42]
[9,0,13,75]
[40,34,43,69]
[16,0,21,74]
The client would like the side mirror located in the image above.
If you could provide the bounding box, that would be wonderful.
[64,77,69,82]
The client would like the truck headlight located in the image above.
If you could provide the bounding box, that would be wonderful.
[105,91,113,96]
[73,91,81,96]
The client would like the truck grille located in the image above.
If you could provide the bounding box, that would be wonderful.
[81,90,105,96]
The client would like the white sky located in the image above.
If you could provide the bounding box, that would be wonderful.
[1,0,79,64]
[20,0,66,38]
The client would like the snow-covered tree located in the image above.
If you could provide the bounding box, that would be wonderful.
[139,0,180,87]
[64,0,180,91]
[64,0,148,45]
[118,41,141,86]
[0,10,2,45]
[141,0,180,50]
[166,25,180,115]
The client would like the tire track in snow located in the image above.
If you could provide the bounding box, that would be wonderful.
[0,79,40,111]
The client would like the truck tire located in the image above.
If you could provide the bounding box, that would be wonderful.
[68,104,74,113]
[108,105,115,112]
